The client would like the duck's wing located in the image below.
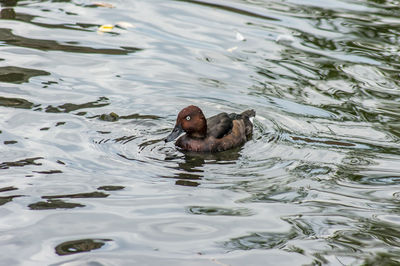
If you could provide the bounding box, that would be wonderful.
[206,112,233,139]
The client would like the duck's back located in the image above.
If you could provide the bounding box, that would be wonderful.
[206,112,233,139]
[206,109,255,140]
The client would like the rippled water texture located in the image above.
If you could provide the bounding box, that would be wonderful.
[1,0,400,265]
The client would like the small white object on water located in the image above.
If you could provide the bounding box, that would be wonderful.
[93,2,115,8]
[227,46,238,52]
[236,31,245,41]
[275,34,295,43]
[116,22,135,29]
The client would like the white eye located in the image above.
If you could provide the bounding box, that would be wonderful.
[186,116,191,121]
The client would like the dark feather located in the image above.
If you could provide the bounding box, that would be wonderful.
[207,109,255,139]
[241,109,255,138]
[206,112,232,139]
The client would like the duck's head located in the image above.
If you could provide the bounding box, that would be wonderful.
[165,105,207,142]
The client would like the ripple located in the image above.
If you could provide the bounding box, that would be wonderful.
[2,0,400,264]
[342,156,373,166]
[223,230,297,251]
[187,206,254,216]
[360,175,400,186]
[137,218,228,243]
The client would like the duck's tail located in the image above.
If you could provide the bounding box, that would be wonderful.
[241,109,255,138]
[241,109,256,118]
[229,109,256,138]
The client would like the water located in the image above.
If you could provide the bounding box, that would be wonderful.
[1,0,400,265]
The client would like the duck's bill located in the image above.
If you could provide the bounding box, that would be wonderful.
[165,125,184,142]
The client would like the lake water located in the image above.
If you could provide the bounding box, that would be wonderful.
[1,0,400,265]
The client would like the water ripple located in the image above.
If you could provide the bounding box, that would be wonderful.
[2,0,400,264]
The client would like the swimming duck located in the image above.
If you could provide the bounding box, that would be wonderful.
[165,105,255,152]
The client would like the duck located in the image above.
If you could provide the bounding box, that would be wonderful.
[165,105,255,152]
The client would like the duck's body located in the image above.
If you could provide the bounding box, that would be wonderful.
[165,105,255,152]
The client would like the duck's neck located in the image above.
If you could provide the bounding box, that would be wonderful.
[189,118,207,139]
[190,131,206,139]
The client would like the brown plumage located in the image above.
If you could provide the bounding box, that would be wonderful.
[165,105,255,152]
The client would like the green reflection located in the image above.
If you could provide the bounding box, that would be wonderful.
[0,157,43,169]
[42,191,109,199]
[0,66,50,84]
[96,112,161,122]
[187,206,253,216]
[0,96,34,109]
[55,239,111,256]
[97,185,125,191]
[0,186,17,193]
[223,231,298,250]
[28,199,84,210]
[45,97,109,113]
[0,28,141,54]
[0,195,22,206]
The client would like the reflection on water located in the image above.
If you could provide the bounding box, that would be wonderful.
[55,238,112,256]
[0,195,22,206]
[163,150,242,186]
[42,191,109,199]
[187,206,253,216]
[97,185,125,191]
[0,66,50,84]
[1,0,400,265]
[44,97,110,114]
[224,231,298,251]
[29,199,85,210]
[0,27,141,54]
[0,96,34,109]
[0,157,43,169]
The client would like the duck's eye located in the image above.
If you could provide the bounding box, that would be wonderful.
[186,116,191,121]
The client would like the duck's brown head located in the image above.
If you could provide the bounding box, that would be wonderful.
[165,105,207,142]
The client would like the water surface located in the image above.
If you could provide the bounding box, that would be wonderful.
[1,0,400,265]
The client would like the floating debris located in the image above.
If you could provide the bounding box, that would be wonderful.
[227,46,238,52]
[275,34,295,44]
[236,31,245,41]
[116,21,135,29]
[97,24,114,33]
[92,2,115,8]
